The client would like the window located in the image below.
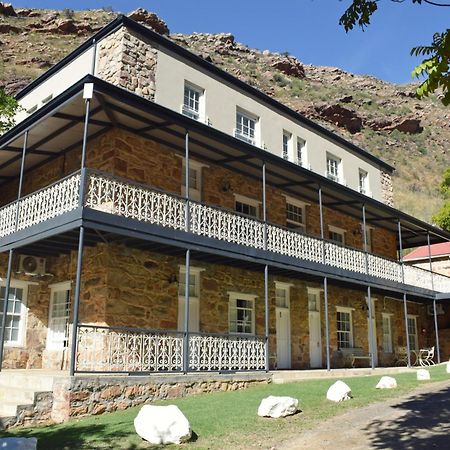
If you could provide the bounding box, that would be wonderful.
[407,315,418,352]
[181,159,206,202]
[282,131,292,161]
[337,307,353,349]
[359,169,369,195]
[296,138,307,167]
[275,283,292,308]
[234,194,259,218]
[235,109,258,145]
[382,313,393,353]
[307,289,321,312]
[0,281,29,347]
[47,282,71,350]
[285,196,306,232]
[328,225,345,245]
[182,82,204,121]
[229,292,256,334]
[42,94,53,106]
[178,266,204,332]
[26,105,37,115]
[363,226,373,253]
[326,153,341,183]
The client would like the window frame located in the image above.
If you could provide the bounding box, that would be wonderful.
[307,287,322,312]
[328,225,346,245]
[177,266,205,332]
[336,306,354,349]
[182,81,204,121]
[234,194,260,218]
[180,158,208,202]
[228,292,256,335]
[358,169,370,195]
[381,312,393,353]
[274,281,293,309]
[284,195,307,232]
[46,281,71,350]
[296,137,307,167]
[282,131,292,161]
[0,279,31,348]
[235,108,259,145]
[326,153,342,183]
[407,315,419,352]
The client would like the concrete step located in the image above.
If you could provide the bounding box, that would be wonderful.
[0,385,37,404]
[0,401,20,418]
[0,371,55,391]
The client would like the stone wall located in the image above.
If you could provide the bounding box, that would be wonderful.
[381,171,394,207]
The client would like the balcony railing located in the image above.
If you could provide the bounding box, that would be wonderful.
[1,168,449,293]
[76,324,265,373]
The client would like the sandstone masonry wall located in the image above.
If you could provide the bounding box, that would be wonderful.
[381,171,394,207]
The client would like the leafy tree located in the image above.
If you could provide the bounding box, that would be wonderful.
[433,168,450,230]
[339,0,450,105]
[0,88,18,133]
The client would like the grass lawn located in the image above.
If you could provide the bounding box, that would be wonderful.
[1,365,449,449]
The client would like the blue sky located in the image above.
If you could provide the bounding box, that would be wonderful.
[16,1,449,84]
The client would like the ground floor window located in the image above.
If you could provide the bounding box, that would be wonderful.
[382,313,393,353]
[0,281,29,346]
[336,307,353,349]
[229,292,256,335]
[407,315,418,351]
[47,282,71,350]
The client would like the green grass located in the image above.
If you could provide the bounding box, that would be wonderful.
[1,365,449,449]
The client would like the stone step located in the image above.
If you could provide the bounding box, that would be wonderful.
[0,372,55,391]
[0,385,37,404]
[0,401,20,418]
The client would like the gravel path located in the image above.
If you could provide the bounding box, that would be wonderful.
[280,380,450,450]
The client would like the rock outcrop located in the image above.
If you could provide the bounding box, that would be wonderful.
[128,8,170,35]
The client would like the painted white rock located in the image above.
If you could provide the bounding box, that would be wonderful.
[257,395,299,418]
[0,438,37,450]
[134,405,191,445]
[446,362,450,374]
[376,376,397,389]
[326,380,352,402]
[417,369,431,381]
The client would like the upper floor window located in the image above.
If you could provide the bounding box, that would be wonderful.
[326,153,341,183]
[234,194,259,218]
[282,131,292,161]
[182,82,204,121]
[181,159,206,202]
[285,196,306,232]
[296,138,307,167]
[328,225,345,245]
[359,169,369,195]
[235,109,258,145]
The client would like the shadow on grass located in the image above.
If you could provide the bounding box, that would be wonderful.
[364,385,450,449]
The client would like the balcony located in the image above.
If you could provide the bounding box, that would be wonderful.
[1,169,449,293]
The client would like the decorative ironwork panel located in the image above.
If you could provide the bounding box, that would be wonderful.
[404,265,433,291]
[0,203,17,238]
[367,254,402,282]
[324,242,367,274]
[188,334,265,371]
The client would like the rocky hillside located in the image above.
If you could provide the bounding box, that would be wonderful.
[1,4,449,222]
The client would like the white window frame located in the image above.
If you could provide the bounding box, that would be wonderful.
[275,281,293,308]
[177,266,205,332]
[382,312,393,353]
[307,287,323,312]
[296,137,307,168]
[363,225,373,253]
[235,108,259,146]
[46,281,71,350]
[359,169,370,195]
[182,81,204,122]
[336,306,354,349]
[0,279,32,348]
[328,225,346,245]
[234,193,260,218]
[407,315,419,352]
[228,292,256,335]
[180,157,208,202]
[284,195,307,232]
[326,153,342,183]
[282,131,292,161]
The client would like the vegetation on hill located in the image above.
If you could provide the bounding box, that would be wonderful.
[0,4,448,222]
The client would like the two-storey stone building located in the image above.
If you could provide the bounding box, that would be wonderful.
[0,15,449,425]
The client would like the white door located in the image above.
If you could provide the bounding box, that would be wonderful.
[308,290,322,368]
[177,297,199,332]
[367,297,378,366]
[275,285,291,369]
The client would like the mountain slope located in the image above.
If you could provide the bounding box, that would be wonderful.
[1,5,448,222]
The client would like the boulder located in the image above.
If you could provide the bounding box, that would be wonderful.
[271,56,305,79]
[384,118,423,134]
[417,369,431,381]
[0,3,16,16]
[128,8,169,35]
[446,361,450,374]
[134,404,191,445]
[315,104,362,134]
[0,438,37,449]
[257,395,299,418]
[326,380,352,402]
[41,12,58,23]
[376,376,397,389]
[56,19,78,34]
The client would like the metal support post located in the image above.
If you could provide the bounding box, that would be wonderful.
[183,249,191,373]
[185,130,190,233]
[324,277,330,371]
[427,232,441,363]
[262,162,267,250]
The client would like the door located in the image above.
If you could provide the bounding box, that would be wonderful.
[308,290,322,368]
[367,297,378,366]
[275,285,291,369]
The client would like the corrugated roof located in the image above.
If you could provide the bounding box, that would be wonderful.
[404,242,450,261]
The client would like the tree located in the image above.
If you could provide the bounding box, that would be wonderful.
[432,168,450,230]
[339,0,450,105]
[0,88,18,134]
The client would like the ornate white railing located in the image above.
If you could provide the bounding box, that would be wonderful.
[189,333,265,371]
[0,172,81,238]
[1,169,449,294]
[75,325,265,373]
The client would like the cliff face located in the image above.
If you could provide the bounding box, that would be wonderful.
[1,5,448,222]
